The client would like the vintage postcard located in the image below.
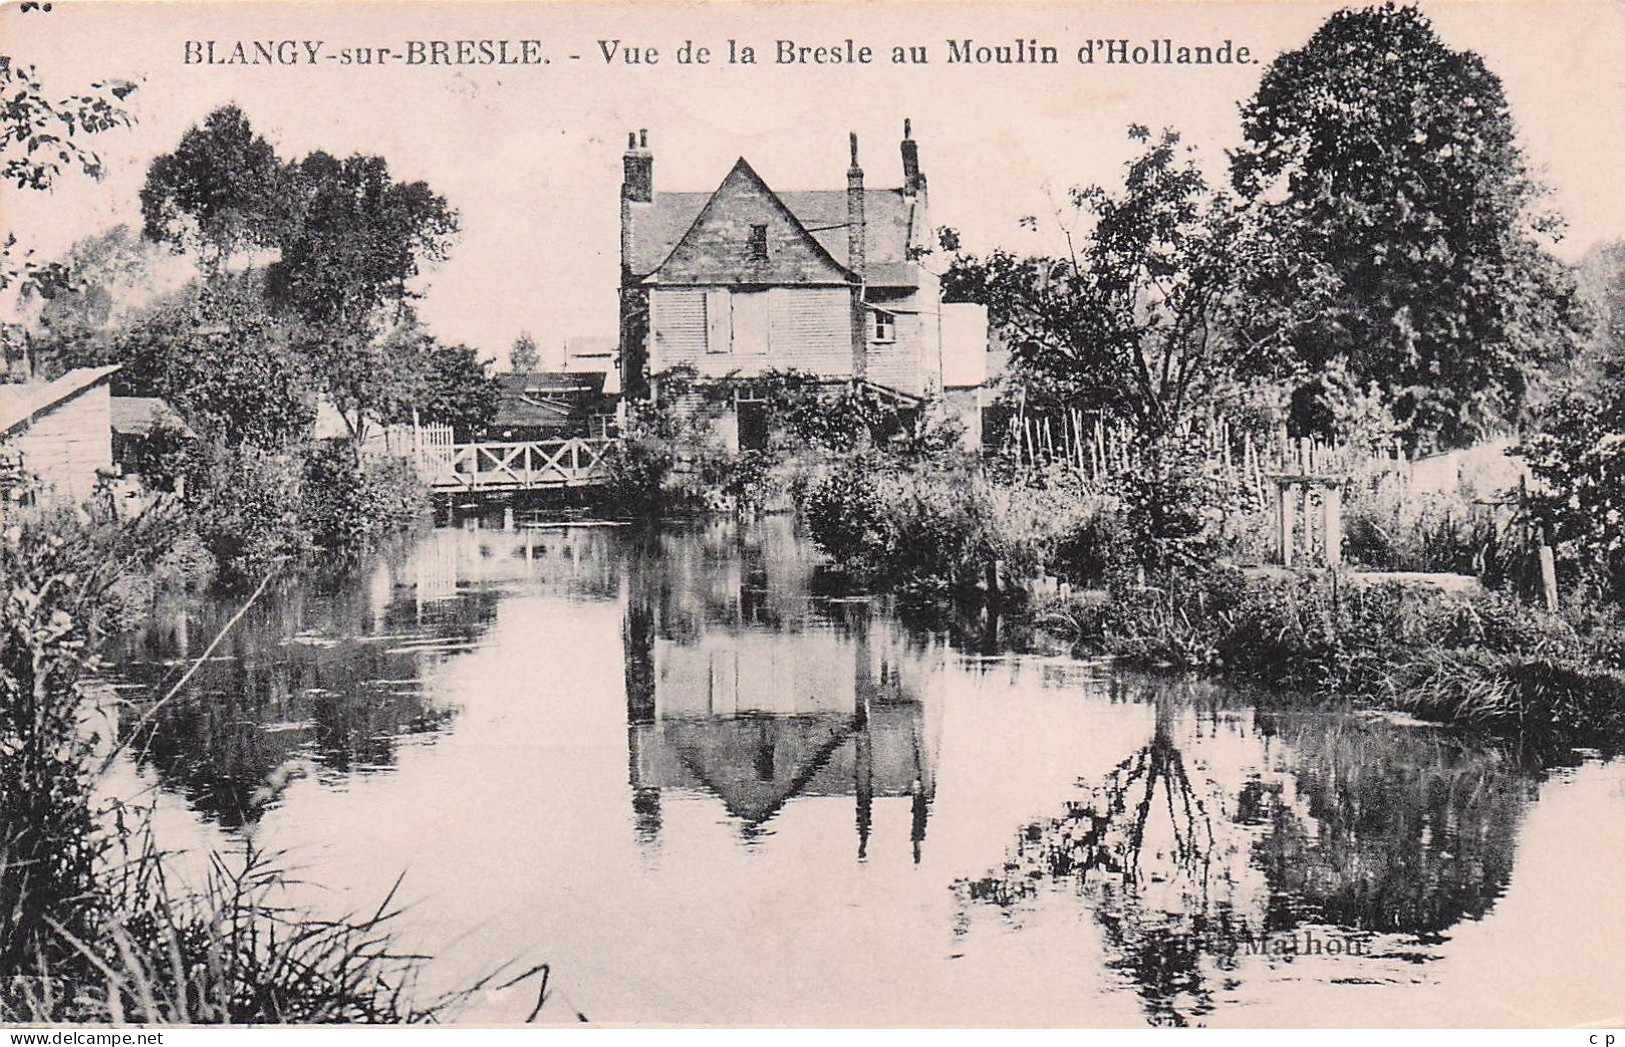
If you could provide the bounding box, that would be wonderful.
[2,0,1623,1032]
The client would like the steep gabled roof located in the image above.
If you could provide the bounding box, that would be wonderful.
[776,189,915,273]
[645,158,853,287]
[627,161,922,287]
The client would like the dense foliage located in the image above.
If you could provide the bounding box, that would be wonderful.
[135,105,476,450]
[1231,2,1586,450]
[1522,367,1625,605]
[1051,568,1625,746]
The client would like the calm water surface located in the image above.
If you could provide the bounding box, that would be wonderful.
[103,519,1625,1026]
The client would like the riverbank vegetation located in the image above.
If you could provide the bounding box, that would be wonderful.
[0,496,541,1022]
[1,76,511,1021]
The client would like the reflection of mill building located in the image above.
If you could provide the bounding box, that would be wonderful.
[623,525,939,859]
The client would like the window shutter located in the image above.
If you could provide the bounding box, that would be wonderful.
[655,289,708,358]
[706,289,732,353]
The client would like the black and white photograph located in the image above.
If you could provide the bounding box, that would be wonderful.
[2,0,1624,1031]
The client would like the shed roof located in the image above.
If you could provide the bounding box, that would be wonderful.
[110,396,187,437]
[496,371,607,397]
[0,365,121,438]
[492,371,610,430]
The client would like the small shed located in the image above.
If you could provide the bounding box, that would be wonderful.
[489,372,613,440]
[0,365,121,502]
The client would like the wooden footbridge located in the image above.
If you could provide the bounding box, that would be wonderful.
[415,436,619,493]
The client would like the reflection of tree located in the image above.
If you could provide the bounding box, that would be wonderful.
[112,557,496,828]
[959,687,1235,1025]
[957,678,1543,1026]
[1247,709,1536,937]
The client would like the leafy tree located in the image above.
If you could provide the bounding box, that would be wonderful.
[378,326,499,440]
[1522,367,1625,606]
[267,151,458,333]
[941,127,1279,439]
[266,152,458,447]
[139,104,288,268]
[1231,2,1586,451]
[1523,246,1625,604]
[1569,241,1625,386]
[508,330,540,373]
[1,54,136,339]
[140,109,461,450]
[21,226,161,379]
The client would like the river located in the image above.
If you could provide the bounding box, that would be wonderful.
[100,517,1625,1026]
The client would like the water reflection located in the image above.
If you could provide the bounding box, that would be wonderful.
[955,676,1544,1025]
[96,518,1624,1024]
[621,521,938,858]
[111,525,622,827]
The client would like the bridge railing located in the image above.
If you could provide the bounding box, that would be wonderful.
[418,437,618,491]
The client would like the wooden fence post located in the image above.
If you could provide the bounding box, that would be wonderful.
[1539,526,1559,612]
[1277,480,1296,568]
[1324,483,1343,567]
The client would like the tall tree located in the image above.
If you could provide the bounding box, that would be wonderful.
[267,151,457,333]
[140,109,461,450]
[139,104,288,269]
[267,152,458,446]
[1231,2,1586,451]
[508,330,540,373]
[28,226,157,355]
[383,327,499,440]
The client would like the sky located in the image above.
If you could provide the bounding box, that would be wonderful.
[6,0,1624,365]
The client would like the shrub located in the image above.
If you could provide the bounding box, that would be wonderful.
[1110,436,1230,583]
[801,455,993,595]
[300,444,427,554]
[180,439,310,584]
[1341,479,1503,575]
[150,532,218,592]
[599,395,731,517]
[1523,377,1625,605]
[1055,567,1625,745]
[985,476,1118,586]
[804,453,1140,598]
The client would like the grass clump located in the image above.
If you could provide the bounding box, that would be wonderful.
[1048,567,1625,746]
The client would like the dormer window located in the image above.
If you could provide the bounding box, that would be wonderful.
[748,224,769,261]
[869,308,896,344]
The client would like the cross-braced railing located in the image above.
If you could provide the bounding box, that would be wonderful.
[418,437,618,491]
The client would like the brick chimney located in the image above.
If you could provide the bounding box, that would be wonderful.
[846,132,866,277]
[622,128,653,203]
[900,117,925,197]
[619,129,654,403]
[847,132,868,381]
